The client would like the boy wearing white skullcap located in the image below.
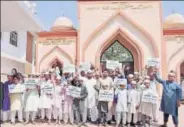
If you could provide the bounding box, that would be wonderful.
[52,75,63,124]
[127,74,134,89]
[127,80,140,126]
[115,79,128,127]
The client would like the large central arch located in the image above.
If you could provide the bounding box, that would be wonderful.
[95,29,144,71]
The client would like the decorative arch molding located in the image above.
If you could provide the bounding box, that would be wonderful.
[168,47,184,81]
[39,46,74,72]
[95,28,144,71]
[48,57,63,67]
[82,11,159,60]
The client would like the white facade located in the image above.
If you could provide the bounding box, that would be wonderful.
[1,1,43,82]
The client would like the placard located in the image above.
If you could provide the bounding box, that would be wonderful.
[79,62,91,71]
[142,91,157,104]
[147,58,160,67]
[66,85,81,98]
[41,85,53,94]
[24,78,39,89]
[115,79,127,85]
[99,90,114,102]
[106,60,120,70]
[8,84,25,93]
[63,64,76,73]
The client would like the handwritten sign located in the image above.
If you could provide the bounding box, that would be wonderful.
[41,85,53,94]
[24,78,39,89]
[8,84,25,93]
[106,60,120,70]
[147,58,160,67]
[63,64,76,73]
[142,91,157,104]
[99,90,114,102]
[66,85,81,98]
[115,79,127,86]
[79,62,91,71]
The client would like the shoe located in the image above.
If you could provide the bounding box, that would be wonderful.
[107,121,111,125]
[24,120,29,125]
[11,122,15,125]
[48,120,51,125]
[160,124,167,127]
[32,121,36,125]
[153,119,158,123]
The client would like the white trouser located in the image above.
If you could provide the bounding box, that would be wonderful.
[53,107,62,120]
[82,107,87,123]
[152,103,157,120]
[41,108,52,120]
[63,101,73,124]
[25,111,36,122]
[116,112,127,125]
[107,103,114,121]
[87,106,98,122]
[2,110,10,121]
[127,113,137,123]
[11,110,23,123]
[138,112,142,122]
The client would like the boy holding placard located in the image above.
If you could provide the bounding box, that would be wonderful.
[138,80,153,127]
[9,75,25,125]
[24,76,39,125]
[127,81,140,126]
[115,79,128,127]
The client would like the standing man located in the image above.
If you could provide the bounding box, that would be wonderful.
[85,70,98,123]
[2,73,13,122]
[154,68,182,127]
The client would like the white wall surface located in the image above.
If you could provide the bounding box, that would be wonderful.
[1,32,27,63]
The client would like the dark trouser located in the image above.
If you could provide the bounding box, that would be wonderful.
[99,112,107,124]
[164,113,178,125]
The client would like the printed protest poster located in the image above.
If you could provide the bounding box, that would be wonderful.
[24,78,39,89]
[66,85,81,98]
[142,91,157,104]
[147,58,160,67]
[79,62,91,71]
[106,60,120,70]
[115,78,127,86]
[41,84,53,94]
[8,84,25,93]
[99,90,114,102]
[63,64,76,73]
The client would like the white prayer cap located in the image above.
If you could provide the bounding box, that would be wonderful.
[87,70,93,73]
[78,77,84,81]
[131,81,137,85]
[7,72,13,76]
[145,75,150,79]
[119,79,127,86]
[128,74,134,78]
[134,72,139,75]
[144,79,150,84]
[44,72,50,75]
[49,68,55,72]
[168,72,176,77]
[56,76,62,80]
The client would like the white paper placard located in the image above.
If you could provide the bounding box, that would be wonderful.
[63,64,76,73]
[79,62,91,71]
[115,78,127,85]
[142,91,157,104]
[147,58,160,67]
[106,60,120,70]
[99,90,114,102]
[41,85,53,94]
[66,85,81,98]
[8,84,25,93]
[24,78,39,89]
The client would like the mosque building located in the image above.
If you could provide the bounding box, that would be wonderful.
[36,1,184,82]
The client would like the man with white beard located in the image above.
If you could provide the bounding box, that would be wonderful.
[85,70,98,123]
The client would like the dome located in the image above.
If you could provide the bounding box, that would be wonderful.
[51,16,74,31]
[164,13,184,29]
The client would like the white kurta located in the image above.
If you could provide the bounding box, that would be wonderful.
[127,89,140,114]
[10,84,24,111]
[24,88,39,112]
[85,78,97,108]
[53,85,62,108]
[39,80,54,109]
[139,89,153,117]
[115,89,128,112]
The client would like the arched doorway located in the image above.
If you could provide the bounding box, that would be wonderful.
[100,40,134,74]
[180,62,184,83]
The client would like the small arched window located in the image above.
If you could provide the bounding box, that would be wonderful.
[10,31,18,47]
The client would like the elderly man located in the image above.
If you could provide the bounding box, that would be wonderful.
[154,68,182,127]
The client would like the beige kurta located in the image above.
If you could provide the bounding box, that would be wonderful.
[10,93,23,111]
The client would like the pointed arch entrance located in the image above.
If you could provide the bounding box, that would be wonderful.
[100,40,134,73]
